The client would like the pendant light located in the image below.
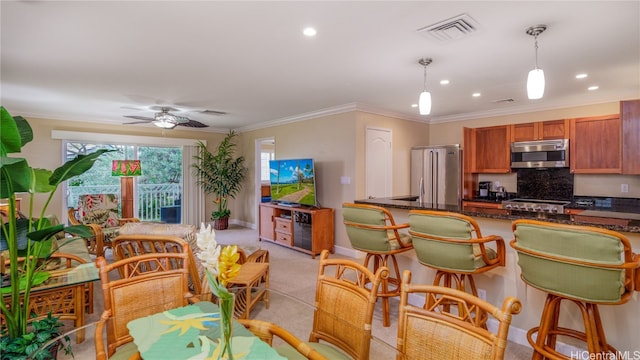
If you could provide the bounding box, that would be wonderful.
[418,58,433,115]
[526,25,547,100]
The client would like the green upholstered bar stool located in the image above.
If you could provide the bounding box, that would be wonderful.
[408,210,506,324]
[511,220,640,360]
[342,203,413,327]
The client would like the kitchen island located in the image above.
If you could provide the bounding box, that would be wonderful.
[352,196,640,355]
[355,196,640,233]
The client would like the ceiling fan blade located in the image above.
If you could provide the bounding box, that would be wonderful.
[199,109,227,116]
[124,115,154,121]
[121,105,147,111]
[124,120,154,125]
[178,119,209,128]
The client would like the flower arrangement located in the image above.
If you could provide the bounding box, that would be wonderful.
[196,223,241,359]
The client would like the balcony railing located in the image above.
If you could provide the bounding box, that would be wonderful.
[67,184,181,222]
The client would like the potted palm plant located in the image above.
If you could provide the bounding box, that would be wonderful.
[0,106,111,359]
[192,131,247,230]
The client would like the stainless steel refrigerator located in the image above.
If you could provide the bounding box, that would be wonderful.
[410,145,462,209]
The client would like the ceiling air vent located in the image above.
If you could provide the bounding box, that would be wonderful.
[417,13,480,42]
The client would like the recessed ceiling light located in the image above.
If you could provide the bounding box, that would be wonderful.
[576,73,588,79]
[303,27,317,37]
[588,85,599,91]
[411,104,418,108]
[472,92,481,97]
[440,80,450,85]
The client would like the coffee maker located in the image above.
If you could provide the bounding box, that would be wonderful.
[478,181,491,198]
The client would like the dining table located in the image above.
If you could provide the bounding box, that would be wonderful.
[38,288,401,360]
[127,300,286,359]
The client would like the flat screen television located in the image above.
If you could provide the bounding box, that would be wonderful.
[269,158,316,207]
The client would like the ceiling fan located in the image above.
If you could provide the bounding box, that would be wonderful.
[123,106,226,129]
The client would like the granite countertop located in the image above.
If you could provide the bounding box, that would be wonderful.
[355,196,640,233]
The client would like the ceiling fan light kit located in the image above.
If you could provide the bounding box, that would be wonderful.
[153,110,179,129]
[418,58,433,115]
[526,24,547,100]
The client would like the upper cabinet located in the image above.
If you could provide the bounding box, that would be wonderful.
[621,100,640,174]
[511,119,569,142]
[462,127,478,199]
[570,114,621,174]
[468,125,511,174]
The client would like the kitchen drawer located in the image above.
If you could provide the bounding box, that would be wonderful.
[274,231,292,246]
[464,206,509,216]
[573,215,629,227]
[275,217,292,234]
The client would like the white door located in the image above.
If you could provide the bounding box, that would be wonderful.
[365,127,392,199]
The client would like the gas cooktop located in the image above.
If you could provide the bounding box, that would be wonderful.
[502,198,570,213]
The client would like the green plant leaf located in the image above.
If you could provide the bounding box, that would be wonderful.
[0,105,20,154]
[31,168,55,194]
[63,224,93,238]
[0,272,50,294]
[49,149,115,187]
[0,157,31,197]
[26,225,64,242]
[0,217,30,251]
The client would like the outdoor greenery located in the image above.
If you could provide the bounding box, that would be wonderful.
[65,143,183,220]
[66,144,182,187]
[192,131,247,222]
[0,106,109,358]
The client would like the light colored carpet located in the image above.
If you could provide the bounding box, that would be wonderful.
[59,224,533,359]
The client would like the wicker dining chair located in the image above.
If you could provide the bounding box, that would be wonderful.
[511,220,640,359]
[276,250,389,360]
[94,250,194,360]
[239,319,328,360]
[112,234,203,296]
[342,202,413,327]
[397,270,522,360]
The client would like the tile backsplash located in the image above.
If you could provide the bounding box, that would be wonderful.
[478,172,640,200]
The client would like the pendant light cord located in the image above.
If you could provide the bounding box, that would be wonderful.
[534,36,540,70]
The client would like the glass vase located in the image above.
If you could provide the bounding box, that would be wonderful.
[218,292,235,360]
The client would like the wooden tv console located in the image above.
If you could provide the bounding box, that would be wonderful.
[259,203,334,258]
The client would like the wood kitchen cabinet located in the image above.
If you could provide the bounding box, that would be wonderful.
[462,127,478,199]
[569,114,621,174]
[511,119,569,142]
[469,125,511,173]
[462,201,508,215]
[621,100,640,174]
[259,203,334,258]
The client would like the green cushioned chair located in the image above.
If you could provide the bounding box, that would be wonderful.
[511,219,640,359]
[342,202,413,327]
[408,210,506,325]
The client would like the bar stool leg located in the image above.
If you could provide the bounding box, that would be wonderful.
[363,253,401,327]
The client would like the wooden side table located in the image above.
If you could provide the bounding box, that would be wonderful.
[227,262,269,319]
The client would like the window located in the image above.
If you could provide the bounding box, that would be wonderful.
[260,150,275,182]
[64,141,182,222]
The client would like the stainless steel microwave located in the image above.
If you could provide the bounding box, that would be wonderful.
[510,139,569,168]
